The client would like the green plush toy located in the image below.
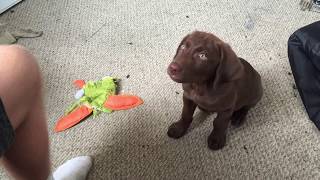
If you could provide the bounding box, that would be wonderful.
[66,76,117,116]
[55,76,142,132]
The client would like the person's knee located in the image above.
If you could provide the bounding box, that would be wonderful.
[0,45,42,91]
[0,45,33,61]
[0,45,43,129]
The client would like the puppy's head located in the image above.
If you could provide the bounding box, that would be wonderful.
[167,31,243,85]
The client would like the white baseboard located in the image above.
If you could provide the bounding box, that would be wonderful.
[0,0,22,14]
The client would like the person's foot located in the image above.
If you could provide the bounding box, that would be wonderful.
[53,156,92,180]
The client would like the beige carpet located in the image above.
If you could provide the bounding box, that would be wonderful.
[1,0,320,179]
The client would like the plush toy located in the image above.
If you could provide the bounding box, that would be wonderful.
[55,105,93,132]
[55,77,143,132]
[104,95,143,110]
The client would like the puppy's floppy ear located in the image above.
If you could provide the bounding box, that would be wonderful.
[174,35,190,58]
[213,42,244,86]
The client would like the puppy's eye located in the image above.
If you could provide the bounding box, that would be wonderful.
[180,45,186,50]
[198,52,207,60]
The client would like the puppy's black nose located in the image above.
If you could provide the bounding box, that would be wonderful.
[168,62,182,75]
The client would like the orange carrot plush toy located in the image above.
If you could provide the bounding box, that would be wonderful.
[104,95,143,110]
[55,77,143,132]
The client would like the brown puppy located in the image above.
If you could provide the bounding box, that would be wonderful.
[167,31,263,150]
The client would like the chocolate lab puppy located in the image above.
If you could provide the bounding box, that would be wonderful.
[167,31,263,150]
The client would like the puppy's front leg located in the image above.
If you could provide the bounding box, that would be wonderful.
[167,95,197,139]
[207,110,233,150]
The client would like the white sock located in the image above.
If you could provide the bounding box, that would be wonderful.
[52,156,93,180]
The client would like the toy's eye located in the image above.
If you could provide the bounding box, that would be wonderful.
[180,45,186,50]
[198,52,207,60]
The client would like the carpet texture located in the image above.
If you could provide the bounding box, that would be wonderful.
[1,0,320,179]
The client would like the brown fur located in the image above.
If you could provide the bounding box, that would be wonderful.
[167,31,263,150]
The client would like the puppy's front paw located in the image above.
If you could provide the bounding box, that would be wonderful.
[167,121,189,139]
[207,132,226,150]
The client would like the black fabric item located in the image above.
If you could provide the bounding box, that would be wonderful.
[288,21,320,129]
[0,98,15,157]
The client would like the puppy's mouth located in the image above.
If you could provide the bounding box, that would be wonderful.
[169,74,184,83]
[167,69,184,83]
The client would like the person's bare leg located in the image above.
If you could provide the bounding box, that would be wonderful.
[0,45,50,180]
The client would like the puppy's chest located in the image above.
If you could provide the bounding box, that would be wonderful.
[183,84,200,98]
[182,84,221,109]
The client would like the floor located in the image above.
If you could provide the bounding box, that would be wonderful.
[1,0,320,179]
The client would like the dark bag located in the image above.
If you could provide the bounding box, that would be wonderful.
[288,21,320,129]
